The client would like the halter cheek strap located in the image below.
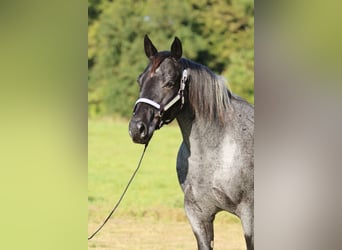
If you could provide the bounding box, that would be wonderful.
[133,69,188,129]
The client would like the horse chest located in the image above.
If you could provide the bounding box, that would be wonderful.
[177,135,244,213]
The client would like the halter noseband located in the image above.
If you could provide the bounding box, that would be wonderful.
[133,69,188,129]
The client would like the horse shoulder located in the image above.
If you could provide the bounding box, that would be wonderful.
[211,120,253,210]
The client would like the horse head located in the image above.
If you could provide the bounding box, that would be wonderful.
[129,35,187,144]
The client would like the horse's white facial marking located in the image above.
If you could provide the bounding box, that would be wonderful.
[149,65,160,77]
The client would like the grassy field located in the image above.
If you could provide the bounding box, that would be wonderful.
[88,118,245,249]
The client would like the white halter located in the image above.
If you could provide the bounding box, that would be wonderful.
[133,69,188,128]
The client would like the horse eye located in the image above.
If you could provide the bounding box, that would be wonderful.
[164,80,175,88]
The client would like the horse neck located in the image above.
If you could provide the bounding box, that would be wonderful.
[176,105,227,151]
[175,105,193,149]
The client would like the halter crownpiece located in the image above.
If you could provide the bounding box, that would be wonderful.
[133,69,188,129]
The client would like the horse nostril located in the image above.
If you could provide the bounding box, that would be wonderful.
[137,122,147,138]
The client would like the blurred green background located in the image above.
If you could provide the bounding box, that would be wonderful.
[88,0,254,118]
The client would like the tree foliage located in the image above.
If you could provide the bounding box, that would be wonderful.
[88,0,254,118]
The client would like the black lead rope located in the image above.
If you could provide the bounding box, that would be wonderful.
[88,143,148,240]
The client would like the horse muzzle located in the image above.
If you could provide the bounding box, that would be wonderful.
[128,118,157,145]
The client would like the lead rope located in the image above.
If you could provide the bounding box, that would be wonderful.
[88,143,148,240]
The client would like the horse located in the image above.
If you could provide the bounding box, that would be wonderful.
[129,35,254,250]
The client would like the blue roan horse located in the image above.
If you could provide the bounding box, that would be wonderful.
[129,35,254,250]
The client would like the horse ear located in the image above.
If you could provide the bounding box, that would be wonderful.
[171,37,182,60]
[144,34,158,59]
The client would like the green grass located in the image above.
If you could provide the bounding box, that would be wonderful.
[88,118,185,219]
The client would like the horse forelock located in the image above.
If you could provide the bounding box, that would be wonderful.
[181,59,232,126]
[150,51,171,76]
